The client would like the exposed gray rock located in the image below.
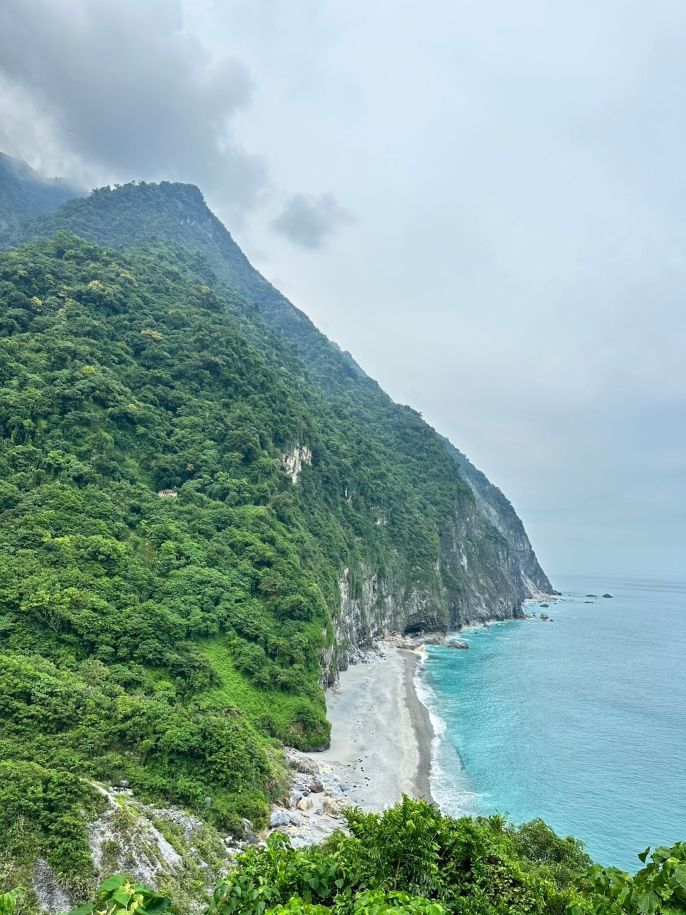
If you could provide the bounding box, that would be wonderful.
[241,818,259,844]
[270,809,291,829]
[31,858,73,915]
[87,784,184,889]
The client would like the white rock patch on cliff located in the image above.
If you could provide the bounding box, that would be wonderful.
[282,445,312,484]
[88,785,184,887]
[31,859,73,915]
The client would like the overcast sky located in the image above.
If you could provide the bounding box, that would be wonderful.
[1,0,684,580]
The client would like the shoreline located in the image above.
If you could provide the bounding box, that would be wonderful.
[314,643,435,810]
[266,605,560,846]
[401,649,434,802]
[263,642,437,848]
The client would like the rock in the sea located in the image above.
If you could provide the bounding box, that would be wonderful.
[602,593,614,598]
[447,640,469,650]
[539,603,549,608]
[586,594,598,598]
[540,612,549,620]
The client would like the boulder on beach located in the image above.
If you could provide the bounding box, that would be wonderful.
[270,809,291,829]
[602,593,614,598]
[323,796,342,817]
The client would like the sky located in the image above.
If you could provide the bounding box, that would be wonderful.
[0,0,684,580]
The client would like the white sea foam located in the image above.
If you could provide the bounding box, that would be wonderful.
[414,650,481,816]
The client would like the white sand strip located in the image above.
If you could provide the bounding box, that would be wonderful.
[315,646,433,811]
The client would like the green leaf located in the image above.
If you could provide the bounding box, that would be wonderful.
[99,876,127,894]
[67,906,94,915]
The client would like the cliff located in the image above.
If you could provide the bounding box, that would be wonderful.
[2,176,554,646]
[443,438,553,598]
[0,162,554,904]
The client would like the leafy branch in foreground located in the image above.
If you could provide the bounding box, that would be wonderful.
[573,842,686,915]
[68,876,174,915]
[47,801,683,915]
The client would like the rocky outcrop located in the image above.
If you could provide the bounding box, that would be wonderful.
[264,749,354,848]
[282,445,313,485]
[442,438,553,600]
[327,502,528,677]
[31,859,73,915]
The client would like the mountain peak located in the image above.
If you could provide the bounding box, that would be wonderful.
[0,151,82,231]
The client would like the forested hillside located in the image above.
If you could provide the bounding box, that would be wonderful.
[0,163,556,903]
[2,178,551,605]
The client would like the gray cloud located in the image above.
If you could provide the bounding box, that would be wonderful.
[272,193,351,249]
[0,0,683,577]
[0,0,266,219]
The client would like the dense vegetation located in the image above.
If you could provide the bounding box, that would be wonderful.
[0,228,525,897]
[0,170,564,905]
[5,800,684,915]
[5,182,547,626]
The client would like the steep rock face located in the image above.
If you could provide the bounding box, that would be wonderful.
[443,439,552,598]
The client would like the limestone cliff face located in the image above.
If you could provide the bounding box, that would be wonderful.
[443,439,553,598]
[325,495,531,677]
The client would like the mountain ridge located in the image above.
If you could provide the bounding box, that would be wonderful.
[1,169,552,610]
[0,156,555,905]
[0,152,82,233]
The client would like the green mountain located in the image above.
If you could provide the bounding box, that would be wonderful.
[0,159,554,905]
[0,153,81,233]
[3,177,552,612]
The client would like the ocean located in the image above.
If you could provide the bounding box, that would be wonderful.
[417,575,686,872]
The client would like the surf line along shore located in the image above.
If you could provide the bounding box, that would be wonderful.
[315,643,435,809]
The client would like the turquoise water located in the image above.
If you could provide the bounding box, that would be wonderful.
[418,576,686,872]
